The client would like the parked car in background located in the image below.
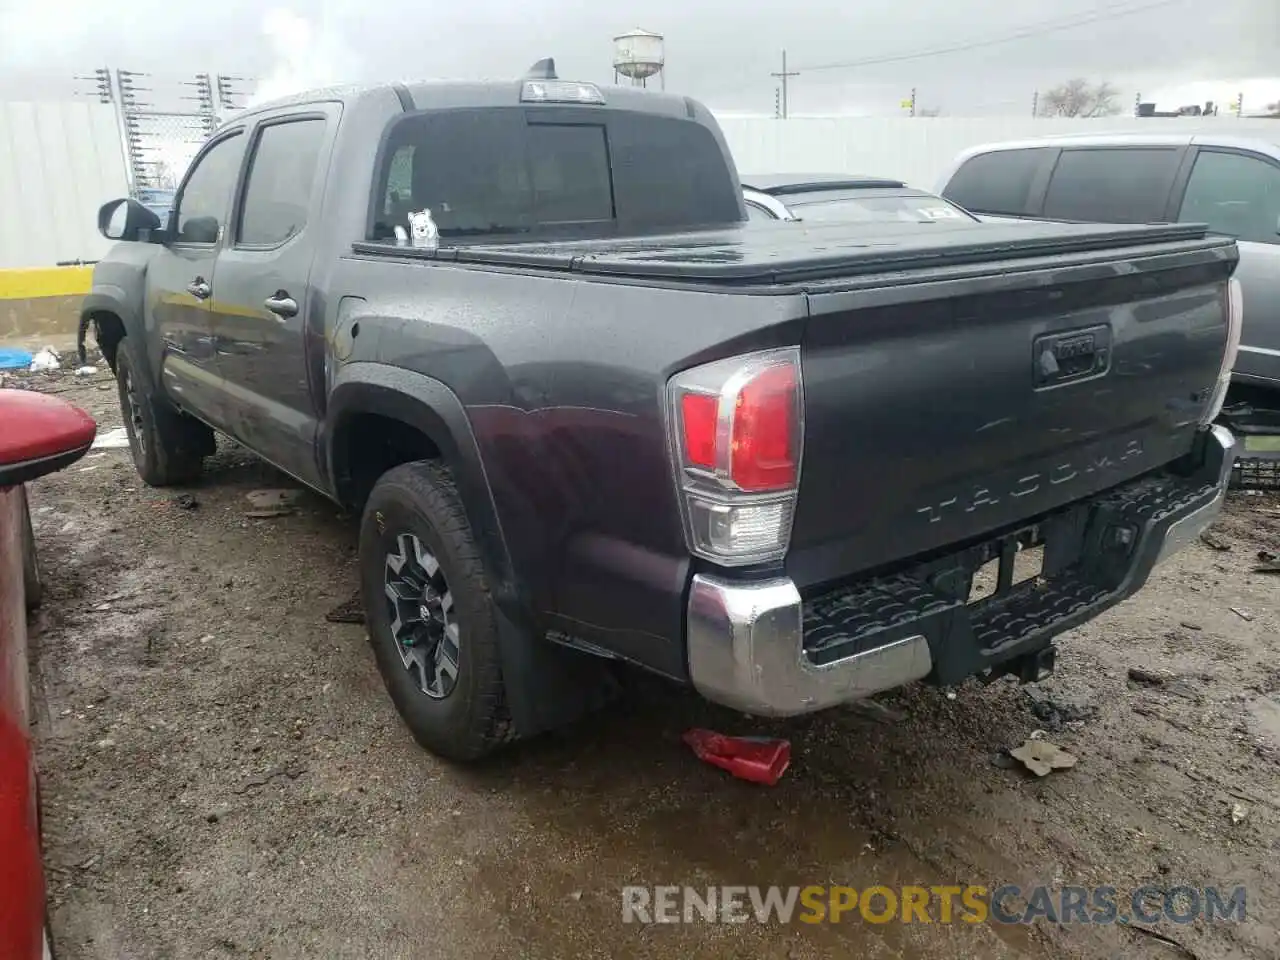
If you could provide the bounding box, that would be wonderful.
[741,173,978,224]
[135,188,176,231]
[0,389,96,960]
[936,134,1280,392]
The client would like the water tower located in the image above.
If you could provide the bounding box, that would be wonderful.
[613,28,665,89]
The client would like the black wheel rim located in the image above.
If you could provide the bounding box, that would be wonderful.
[120,365,146,458]
[384,532,460,699]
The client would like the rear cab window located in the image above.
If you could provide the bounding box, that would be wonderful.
[1042,147,1181,223]
[369,107,743,242]
[941,148,1049,216]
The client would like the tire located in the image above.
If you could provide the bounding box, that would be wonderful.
[19,488,43,611]
[114,336,212,486]
[359,460,516,761]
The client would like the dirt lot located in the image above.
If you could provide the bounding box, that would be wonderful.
[10,366,1280,959]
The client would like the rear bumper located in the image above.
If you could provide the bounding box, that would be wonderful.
[1153,450,1231,564]
[687,425,1235,717]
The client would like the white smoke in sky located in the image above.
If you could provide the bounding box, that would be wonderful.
[246,7,361,107]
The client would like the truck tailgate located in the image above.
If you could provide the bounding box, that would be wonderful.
[787,241,1234,590]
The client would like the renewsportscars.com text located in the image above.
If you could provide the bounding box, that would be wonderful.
[621,884,1247,926]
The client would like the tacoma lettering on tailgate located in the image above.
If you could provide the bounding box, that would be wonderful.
[916,439,1144,524]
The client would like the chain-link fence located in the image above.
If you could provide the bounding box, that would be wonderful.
[124,113,216,190]
[78,68,253,196]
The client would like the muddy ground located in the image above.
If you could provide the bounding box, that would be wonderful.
[10,365,1280,959]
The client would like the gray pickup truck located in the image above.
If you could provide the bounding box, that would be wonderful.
[80,65,1240,761]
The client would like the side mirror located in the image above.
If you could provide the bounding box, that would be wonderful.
[98,198,163,243]
[0,391,97,488]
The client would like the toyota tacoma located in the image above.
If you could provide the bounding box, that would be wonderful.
[79,64,1241,760]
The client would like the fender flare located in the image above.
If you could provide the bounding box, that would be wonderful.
[325,362,517,600]
[77,287,139,370]
[325,362,618,736]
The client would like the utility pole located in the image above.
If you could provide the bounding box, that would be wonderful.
[771,50,799,119]
[774,87,782,119]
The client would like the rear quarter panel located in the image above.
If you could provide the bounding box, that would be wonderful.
[326,255,806,676]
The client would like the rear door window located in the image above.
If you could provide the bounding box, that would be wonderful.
[1042,147,1180,223]
[941,148,1048,216]
[1178,149,1280,245]
[237,118,327,246]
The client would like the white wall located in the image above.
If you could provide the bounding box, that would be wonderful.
[3,101,1278,270]
[0,101,130,269]
[718,116,1280,192]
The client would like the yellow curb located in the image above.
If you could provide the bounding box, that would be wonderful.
[0,266,94,300]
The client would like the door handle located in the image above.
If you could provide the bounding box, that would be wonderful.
[187,278,211,300]
[264,292,298,319]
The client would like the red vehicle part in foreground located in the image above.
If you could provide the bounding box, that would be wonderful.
[681,728,792,786]
[0,389,96,960]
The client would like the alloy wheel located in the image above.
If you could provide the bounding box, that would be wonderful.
[120,365,147,458]
[384,532,460,699]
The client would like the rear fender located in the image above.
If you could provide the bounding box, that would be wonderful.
[326,363,514,592]
[325,362,616,736]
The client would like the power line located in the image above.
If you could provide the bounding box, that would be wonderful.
[802,0,1190,72]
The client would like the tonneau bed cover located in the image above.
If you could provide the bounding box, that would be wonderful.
[353,219,1226,286]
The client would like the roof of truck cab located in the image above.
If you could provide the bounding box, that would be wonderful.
[224,79,706,126]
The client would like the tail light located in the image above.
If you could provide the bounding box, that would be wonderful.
[667,347,803,565]
[1201,276,1243,426]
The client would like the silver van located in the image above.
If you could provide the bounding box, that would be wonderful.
[936,133,1280,390]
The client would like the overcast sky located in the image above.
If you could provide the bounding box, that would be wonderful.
[1,0,1277,116]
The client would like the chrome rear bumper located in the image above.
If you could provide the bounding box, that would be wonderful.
[686,426,1235,717]
[1154,426,1234,564]
[687,575,932,716]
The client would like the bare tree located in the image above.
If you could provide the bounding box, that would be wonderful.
[1037,79,1122,118]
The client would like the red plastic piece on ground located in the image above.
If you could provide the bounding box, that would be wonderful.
[682,728,792,785]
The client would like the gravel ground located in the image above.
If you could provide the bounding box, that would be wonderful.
[10,366,1280,959]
